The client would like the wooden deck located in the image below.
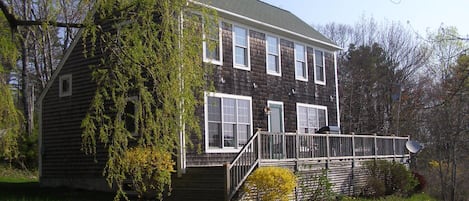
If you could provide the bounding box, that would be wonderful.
[225,131,410,201]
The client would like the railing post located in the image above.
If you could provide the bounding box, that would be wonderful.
[296,130,300,160]
[392,134,396,161]
[257,131,261,162]
[282,132,287,159]
[326,132,330,160]
[224,163,231,201]
[351,132,356,158]
[374,133,378,159]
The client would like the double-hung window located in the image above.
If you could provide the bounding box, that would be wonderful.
[297,103,327,134]
[295,44,307,81]
[314,50,326,85]
[206,93,252,152]
[233,25,250,70]
[266,35,280,76]
[203,21,222,65]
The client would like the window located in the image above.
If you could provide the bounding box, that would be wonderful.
[315,50,326,85]
[123,97,138,136]
[295,44,307,81]
[297,103,327,134]
[205,92,252,152]
[59,74,72,97]
[203,21,222,65]
[233,25,250,70]
[266,35,280,76]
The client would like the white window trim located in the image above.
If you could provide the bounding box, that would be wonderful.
[267,100,284,133]
[232,24,251,71]
[266,35,281,76]
[204,92,253,153]
[314,49,326,85]
[59,74,72,97]
[203,20,223,65]
[294,43,308,82]
[296,103,328,133]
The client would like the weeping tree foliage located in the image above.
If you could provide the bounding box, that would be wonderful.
[0,11,23,162]
[80,0,216,200]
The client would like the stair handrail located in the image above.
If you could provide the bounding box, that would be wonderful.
[225,130,261,201]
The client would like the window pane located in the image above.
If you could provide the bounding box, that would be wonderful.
[205,43,220,61]
[295,44,305,61]
[308,108,318,131]
[209,123,222,148]
[223,98,236,122]
[238,125,249,147]
[124,101,136,133]
[318,109,326,127]
[208,97,221,121]
[267,54,278,72]
[315,50,323,66]
[296,61,305,78]
[298,107,308,129]
[267,36,278,54]
[238,99,250,123]
[235,47,247,66]
[224,123,235,147]
[234,26,247,46]
[316,66,324,81]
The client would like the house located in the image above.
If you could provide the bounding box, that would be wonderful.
[37,0,409,200]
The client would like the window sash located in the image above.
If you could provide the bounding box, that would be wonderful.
[266,35,280,74]
[206,94,252,150]
[297,105,327,134]
[315,50,325,83]
[233,25,249,68]
[295,44,307,80]
[203,21,222,64]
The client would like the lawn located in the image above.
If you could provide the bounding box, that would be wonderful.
[0,164,114,201]
[1,164,436,201]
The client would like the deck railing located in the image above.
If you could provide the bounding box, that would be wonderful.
[225,131,260,201]
[225,131,410,201]
[259,132,410,161]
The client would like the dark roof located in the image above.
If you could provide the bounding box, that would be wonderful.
[194,0,338,48]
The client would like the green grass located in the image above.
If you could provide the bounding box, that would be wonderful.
[0,164,115,201]
[340,193,437,201]
[0,164,38,183]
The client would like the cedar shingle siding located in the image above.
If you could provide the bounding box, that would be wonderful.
[40,0,339,192]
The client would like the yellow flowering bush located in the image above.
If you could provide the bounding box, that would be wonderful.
[121,147,174,199]
[244,167,297,201]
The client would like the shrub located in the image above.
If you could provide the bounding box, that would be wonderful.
[412,172,426,193]
[362,160,418,198]
[121,147,174,199]
[244,167,297,201]
[300,169,336,201]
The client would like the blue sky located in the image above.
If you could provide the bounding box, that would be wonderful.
[261,0,469,37]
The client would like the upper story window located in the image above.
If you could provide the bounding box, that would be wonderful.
[203,21,223,65]
[59,74,72,97]
[294,43,307,81]
[233,25,250,70]
[266,35,281,76]
[123,97,138,136]
[297,103,327,134]
[314,50,326,85]
[205,92,252,153]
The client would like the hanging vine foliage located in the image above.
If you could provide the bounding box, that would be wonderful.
[79,0,217,200]
[0,12,23,162]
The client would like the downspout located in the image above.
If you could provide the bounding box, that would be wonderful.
[334,52,341,131]
[177,7,186,177]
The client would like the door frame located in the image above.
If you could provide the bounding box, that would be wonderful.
[267,100,285,133]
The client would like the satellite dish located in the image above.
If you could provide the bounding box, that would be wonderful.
[406,140,423,154]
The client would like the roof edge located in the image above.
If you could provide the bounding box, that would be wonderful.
[190,0,342,50]
[37,28,85,104]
